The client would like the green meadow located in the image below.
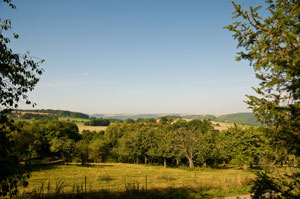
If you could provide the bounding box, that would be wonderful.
[19,163,255,199]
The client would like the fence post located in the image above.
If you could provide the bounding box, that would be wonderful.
[85,176,86,199]
[194,172,197,184]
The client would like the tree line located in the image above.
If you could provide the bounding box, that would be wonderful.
[8,118,295,170]
[16,109,89,119]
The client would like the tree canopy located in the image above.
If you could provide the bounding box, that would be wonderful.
[225,0,300,198]
[225,0,300,154]
[0,0,44,197]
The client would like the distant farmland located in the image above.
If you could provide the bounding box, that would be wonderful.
[78,125,107,132]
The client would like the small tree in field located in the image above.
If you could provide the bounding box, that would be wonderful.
[225,0,300,198]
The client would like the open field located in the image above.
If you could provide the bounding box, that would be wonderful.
[12,111,51,115]
[58,117,90,126]
[58,117,107,132]
[19,163,255,198]
[78,126,107,132]
[211,121,233,131]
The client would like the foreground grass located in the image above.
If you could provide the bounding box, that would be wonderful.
[19,163,255,198]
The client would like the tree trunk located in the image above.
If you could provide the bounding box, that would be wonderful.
[136,157,139,164]
[188,158,194,169]
[243,164,248,170]
[176,157,180,167]
[144,156,148,165]
[203,160,207,168]
[223,160,226,167]
[163,158,167,168]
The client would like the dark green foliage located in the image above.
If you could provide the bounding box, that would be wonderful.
[173,119,217,168]
[225,0,300,155]
[0,116,29,197]
[74,141,89,165]
[17,109,89,119]
[10,120,81,160]
[225,0,300,197]
[251,171,300,199]
[124,118,135,124]
[84,118,123,126]
[84,118,110,126]
[0,0,44,197]
[225,125,264,168]
[20,113,58,120]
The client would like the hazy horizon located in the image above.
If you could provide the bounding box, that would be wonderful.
[1,0,265,114]
[17,107,253,116]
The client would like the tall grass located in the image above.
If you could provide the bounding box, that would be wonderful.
[18,163,255,198]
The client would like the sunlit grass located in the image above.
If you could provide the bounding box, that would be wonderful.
[21,163,255,197]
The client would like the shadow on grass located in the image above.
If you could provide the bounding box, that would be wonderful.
[29,163,115,172]
[72,164,115,168]
[29,164,59,172]
[19,187,213,199]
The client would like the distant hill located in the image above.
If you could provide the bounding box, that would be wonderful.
[215,112,259,126]
[14,109,259,126]
[92,112,259,126]
[182,114,217,120]
[15,109,89,119]
[91,114,164,120]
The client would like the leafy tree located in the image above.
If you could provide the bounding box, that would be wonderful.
[225,0,300,197]
[226,125,264,169]
[49,137,75,161]
[173,119,214,168]
[105,123,125,162]
[11,120,81,159]
[159,116,169,125]
[0,118,30,197]
[124,118,135,124]
[0,3,43,111]
[225,0,300,156]
[214,130,232,166]
[74,141,89,165]
[0,0,43,197]
[117,129,141,163]
[89,138,108,163]
[152,125,176,168]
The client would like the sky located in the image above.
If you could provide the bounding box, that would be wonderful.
[1,0,266,115]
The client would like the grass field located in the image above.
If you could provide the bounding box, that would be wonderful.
[211,121,233,131]
[19,163,255,199]
[58,117,107,132]
[58,117,90,126]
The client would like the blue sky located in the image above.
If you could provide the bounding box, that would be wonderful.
[1,0,265,115]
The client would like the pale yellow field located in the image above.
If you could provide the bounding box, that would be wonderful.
[211,121,233,131]
[78,126,107,132]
